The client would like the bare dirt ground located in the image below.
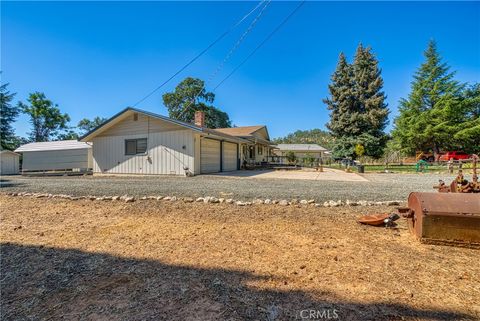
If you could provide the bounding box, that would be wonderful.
[1,195,478,321]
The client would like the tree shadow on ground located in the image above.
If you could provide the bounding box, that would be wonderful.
[0,178,25,188]
[1,243,474,321]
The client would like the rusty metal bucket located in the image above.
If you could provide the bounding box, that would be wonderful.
[399,192,480,248]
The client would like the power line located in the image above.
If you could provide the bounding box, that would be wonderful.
[177,0,271,118]
[206,0,271,86]
[132,0,266,107]
[214,0,306,91]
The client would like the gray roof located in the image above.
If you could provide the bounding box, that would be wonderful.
[79,107,251,144]
[0,150,20,156]
[15,140,92,152]
[274,144,327,152]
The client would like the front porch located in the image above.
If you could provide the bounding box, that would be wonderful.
[240,143,276,169]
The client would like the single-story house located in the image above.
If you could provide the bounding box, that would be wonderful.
[273,144,328,160]
[15,140,92,172]
[214,126,274,166]
[0,150,20,175]
[79,107,275,176]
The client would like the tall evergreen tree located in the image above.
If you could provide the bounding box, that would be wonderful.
[351,44,389,158]
[324,53,353,137]
[324,53,356,157]
[0,81,20,150]
[454,84,480,153]
[392,40,464,155]
[324,46,389,158]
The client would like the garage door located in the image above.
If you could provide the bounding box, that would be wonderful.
[201,139,221,173]
[222,142,238,171]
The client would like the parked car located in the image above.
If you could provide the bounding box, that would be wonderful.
[340,158,357,167]
[439,151,471,161]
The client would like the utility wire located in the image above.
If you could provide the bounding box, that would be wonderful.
[178,0,271,118]
[206,0,271,86]
[132,0,266,107]
[214,0,306,91]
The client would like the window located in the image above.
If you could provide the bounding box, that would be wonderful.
[125,138,147,155]
[257,146,263,155]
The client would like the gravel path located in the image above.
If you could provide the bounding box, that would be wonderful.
[0,173,454,202]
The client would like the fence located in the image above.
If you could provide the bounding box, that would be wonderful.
[265,156,334,168]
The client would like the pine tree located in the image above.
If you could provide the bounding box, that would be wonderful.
[324,46,389,159]
[323,53,357,157]
[392,40,464,155]
[324,53,353,136]
[454,84,480,153]
[0,81,19,150]
[351,44,389,158]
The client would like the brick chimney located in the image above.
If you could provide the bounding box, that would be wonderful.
[194,110,205,128]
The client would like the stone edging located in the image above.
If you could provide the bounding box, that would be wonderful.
[4,192,404,207]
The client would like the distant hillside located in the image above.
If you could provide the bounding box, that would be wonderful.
[273,129,334,150]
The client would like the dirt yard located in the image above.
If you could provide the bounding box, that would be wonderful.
[1,195,478,321]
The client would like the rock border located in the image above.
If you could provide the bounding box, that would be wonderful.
[4,192,403,207]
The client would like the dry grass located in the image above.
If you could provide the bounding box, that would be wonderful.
[1,195,478,320]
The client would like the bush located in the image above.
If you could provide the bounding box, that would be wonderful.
[286,151,296,164]
[303,155,316,166]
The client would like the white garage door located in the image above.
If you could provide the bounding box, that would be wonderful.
[201,139,221,173]
[222,142,237,172]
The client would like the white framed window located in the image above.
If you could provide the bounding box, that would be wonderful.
[125,138,147,155]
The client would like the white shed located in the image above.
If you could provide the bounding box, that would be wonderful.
[0,150,20,175]
[15,140,93,172]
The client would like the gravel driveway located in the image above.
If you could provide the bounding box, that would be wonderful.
[0,172,454,202]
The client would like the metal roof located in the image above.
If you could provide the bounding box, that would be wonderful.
[0,150,20,156]
[15,140,92,152]
[274,144,327,152]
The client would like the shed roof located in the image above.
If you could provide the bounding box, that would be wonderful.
[275,144,327,152]
[15,140,92,152]
[0,150,20,156]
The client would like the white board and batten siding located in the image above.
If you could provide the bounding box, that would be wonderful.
[22,149,92,171]
[91,113,195,175]
[15,140,92,172]
[0,151,20,175]
[222,142,238,172]
[200,138,221,174]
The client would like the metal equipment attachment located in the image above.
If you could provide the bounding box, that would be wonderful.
[398,192,480,248]
[434,155,480,193]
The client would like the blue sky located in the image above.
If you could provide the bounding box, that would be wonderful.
[2,1,479,139]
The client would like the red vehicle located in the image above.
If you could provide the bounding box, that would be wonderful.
[439,151,471,161]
